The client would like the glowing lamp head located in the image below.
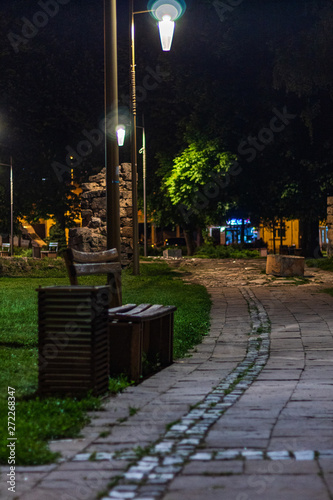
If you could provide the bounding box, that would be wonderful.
[116,125,125,147]
[148,0,186,51]
[158,15,175,51]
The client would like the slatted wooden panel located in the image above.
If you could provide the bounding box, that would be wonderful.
[108,304,176,379]
[64,248,122,308]
[38,286,110,396]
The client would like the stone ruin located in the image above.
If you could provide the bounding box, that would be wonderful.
[68,164,133,265]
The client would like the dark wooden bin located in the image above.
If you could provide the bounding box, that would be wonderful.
[38,286,110,396]
[108,304,177,382]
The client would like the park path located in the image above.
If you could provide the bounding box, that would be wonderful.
[1,259,333,500]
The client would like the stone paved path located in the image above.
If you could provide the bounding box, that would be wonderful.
[1,259,333,500]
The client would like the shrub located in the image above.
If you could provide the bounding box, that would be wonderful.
[194,243,260,259]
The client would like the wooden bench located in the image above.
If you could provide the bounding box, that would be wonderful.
[41,241,58,258]
[0,243,10,257]
[64,248,176,381]
[108,303,177,382]
[64,248,122,308]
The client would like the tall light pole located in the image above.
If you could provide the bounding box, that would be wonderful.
[104,0,121,257]
[138,119,147,257]
[0,157,13,256]
[130,0,140,274]
[130,0,185,274]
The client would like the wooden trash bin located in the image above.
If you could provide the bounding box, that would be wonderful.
[108,304,177,382]
[38,286,110,396]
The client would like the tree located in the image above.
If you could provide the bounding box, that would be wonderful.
[272,0,333,256]
[161,140,237,254]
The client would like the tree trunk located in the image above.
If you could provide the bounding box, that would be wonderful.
[272,219,276,254]
[184,229,196,256]
[280,217,283,249]
[299,217,322,258]
[196,227,203,247]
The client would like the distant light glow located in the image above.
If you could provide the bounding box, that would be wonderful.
[227,219,251,226]
[116,125,126,147]
[158,16,175,51]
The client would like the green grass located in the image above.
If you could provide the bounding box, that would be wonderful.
[0,260,211,465]
[108,375,134,394]
[306,257,333,272]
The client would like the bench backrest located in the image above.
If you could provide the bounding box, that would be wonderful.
[64,248,122,307]
[48,242,58,252]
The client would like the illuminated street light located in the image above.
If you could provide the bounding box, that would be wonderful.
[116,125,126,147]
[158,15,175,51]
[130,0,186,274]
[149,0,186,51]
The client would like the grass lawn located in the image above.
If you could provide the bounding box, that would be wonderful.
[306,257,333,272]
[0,261,211,465]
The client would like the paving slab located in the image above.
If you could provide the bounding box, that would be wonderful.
[164,474,330,500]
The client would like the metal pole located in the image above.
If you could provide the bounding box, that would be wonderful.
[10,156,13,256]
[104,0,121,256]
[130,0,140,274]
[142,117,147,257]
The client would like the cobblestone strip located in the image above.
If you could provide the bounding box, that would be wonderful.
[189,449,333,461]
[95,288,271,500]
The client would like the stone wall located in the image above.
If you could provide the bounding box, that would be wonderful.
[68,164,133,265]
[328,196,333,257]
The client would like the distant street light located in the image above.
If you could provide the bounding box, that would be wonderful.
[0,157,13,256]
[130,0,186,274]
[116,125,126,147]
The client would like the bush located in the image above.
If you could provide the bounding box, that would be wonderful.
[0,256,66,278]
[194,243,260,259]
[45,224,67,255]
[13,247,33,257]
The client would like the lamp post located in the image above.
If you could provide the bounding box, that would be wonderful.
[129,0,185,274]
[104,0,121,256]
[0,157,13,256]
[137,120,147,257]
[129,0,140,275]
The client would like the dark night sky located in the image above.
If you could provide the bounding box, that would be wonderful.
[0,0,332,232]
[0,0,331,171]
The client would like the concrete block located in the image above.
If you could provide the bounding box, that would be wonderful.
[163,249,182,259]
[266,255,305,277]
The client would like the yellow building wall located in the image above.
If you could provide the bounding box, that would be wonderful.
[260,219,300,253]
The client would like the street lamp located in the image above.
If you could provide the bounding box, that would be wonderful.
[130,0,185,274]
[0,157,13,256]
[116,125,126,147]
[150,0,186,51]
